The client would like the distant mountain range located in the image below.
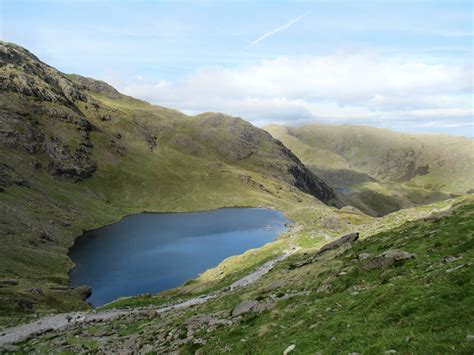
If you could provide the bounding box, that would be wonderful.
[265,124,474,216]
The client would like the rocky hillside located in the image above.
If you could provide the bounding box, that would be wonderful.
[266,124,474,216]
[0,41,339,322]
[3,197,472,353]
[0,42,335,202]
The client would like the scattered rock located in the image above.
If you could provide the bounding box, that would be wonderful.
[192,338,206,345]
[146,309,157,319]
[17,299,34,311]
[0,344,19,352]
[444,255,462,263]
[29,288,43,295]
[283,344,296,354]
[381,249,415,261]
[316,284,332,293]
[358,252,371,260]
[267,280,286,291]
[362,249,415,271]
[232,300,260,317]
[95,329,114,337]
[0,279,18,287]
[446,264,465,273]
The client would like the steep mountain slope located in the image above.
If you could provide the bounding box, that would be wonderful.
[0,41,339,321]
[265,124,474,216]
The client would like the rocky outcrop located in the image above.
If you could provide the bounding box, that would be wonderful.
[290,232,359,269]
[316,232,359,255]
[67,74,120,99]
[0,109,45,153]
[45,137,96,180]
[0,42,86,106]
[361,249,415,271]
[231,300,266,317]
[0,163,28,191]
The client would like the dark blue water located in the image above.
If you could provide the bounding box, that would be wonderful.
[69,208,291,307]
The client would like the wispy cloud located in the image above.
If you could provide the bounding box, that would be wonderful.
[247,13,308,48]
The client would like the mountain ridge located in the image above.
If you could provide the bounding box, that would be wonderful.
[265,123,473,216]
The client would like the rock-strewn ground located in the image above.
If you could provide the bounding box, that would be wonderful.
[2,201,473,354]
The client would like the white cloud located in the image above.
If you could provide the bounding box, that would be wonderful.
[118,51,473,134]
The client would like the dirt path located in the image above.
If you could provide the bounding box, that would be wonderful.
[0,249,295,347]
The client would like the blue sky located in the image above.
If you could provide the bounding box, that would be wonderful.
[1,0,473,136]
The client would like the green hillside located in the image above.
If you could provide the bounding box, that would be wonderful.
[0,41,339,323]
[265,124,474,216]
[12,196,474,354]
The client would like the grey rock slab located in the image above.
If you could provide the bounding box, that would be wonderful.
[283,344,296,354]
[232,300,260,317]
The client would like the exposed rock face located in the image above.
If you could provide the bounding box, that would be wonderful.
[377,147,422,181]
[170,133,203,156]
[67,74,120,99]
[45,138,96,180]
[193,113,339,205]
[0,163,28,191]
[0,110,45,153]
[0,42,86,105]
[0,40,339,204]
[1,42,97,182]
[0,107,96,181]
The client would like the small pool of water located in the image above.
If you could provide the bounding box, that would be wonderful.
[69,208,292,307]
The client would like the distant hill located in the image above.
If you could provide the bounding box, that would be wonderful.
[265,124,474,216]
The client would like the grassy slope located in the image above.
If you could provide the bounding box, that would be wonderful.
[18,196,474,353]
[0,42,338,326]
[187,198,474,354]
[265,124,474,216]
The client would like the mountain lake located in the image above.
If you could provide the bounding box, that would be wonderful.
[69,208,292,307]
